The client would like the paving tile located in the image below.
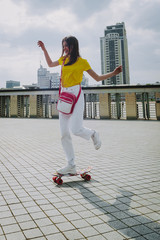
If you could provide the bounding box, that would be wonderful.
[146,212,160,221]
[65,212,82,221]
[103,230,124,240]
[46,232,66,240]
[19,220,37,230]
[71,219,90,228]
[93,223,113,233]
[119,227,140,238]
[144,232,160,240]
[56,222,75,232]
[134,237,146,240]
[108,219,128,230]
[121,217,141,227]
[78,210,95,218]
[5,231,26,240]
[87,235,106,240]
[79,226,99,237]
[2,224,21,234]
[0,217,17,226]
[40,224,59,235]
[0,119,160,240]
[50,215,68,224]
[0,236,6,240]
[144,221,160,234]
[15,214,32,223]
[23,228,44,239]
[132,225,153,235]
[63,229,84,240]
[86,216,104,225]
[35,218,53,227]
[111,211,130,220]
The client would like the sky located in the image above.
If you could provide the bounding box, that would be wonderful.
[0,0,160,88]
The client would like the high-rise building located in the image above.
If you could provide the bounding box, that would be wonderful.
[50,73,60,88]
[100,22,130,85]
[37,65,60,89]
[81,74,89,87]
[6,80,20,89]
[37,65,89,89]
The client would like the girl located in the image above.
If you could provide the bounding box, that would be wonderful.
[38,36,122,175]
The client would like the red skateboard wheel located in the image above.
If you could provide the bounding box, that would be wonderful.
[84,174,91,181]
[57,178,63,185]
[53,176,58,183]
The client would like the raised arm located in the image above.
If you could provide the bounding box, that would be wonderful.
[87,65,122,82]
[37,41,59,67]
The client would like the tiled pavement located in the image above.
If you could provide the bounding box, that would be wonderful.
[0,118,160,240]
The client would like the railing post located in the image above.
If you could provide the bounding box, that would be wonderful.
[17,96,24,117]
[0,96,6,117]
[155,92,160,120]
[99,93,111,119]
[116,93,121,119]
[45,95,49,118]
[125,93,137,120]
[83,94,87,119]
[142,93,146,119]
[6,96,10,117]
[10,95,18,117]
[37,95,43,118]
[26,96,30,118]
[146,93,150,119]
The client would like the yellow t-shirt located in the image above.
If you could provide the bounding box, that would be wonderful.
[58,56,91,88]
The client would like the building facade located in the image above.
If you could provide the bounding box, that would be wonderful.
[6,80,20,89]
[37,65,60,89]
[100,22,130,85]
[37,65,89,89]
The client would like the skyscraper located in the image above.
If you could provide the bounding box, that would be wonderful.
[37,65,60,89]
[100,22,130,85]
[37,65,89,89]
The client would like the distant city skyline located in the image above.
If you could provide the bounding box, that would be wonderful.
[37,65,89,89]
[0,0,160,88]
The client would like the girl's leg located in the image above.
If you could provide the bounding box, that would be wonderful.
[57,112,76,174]
[70,89,94,139]
[70,87,101,149]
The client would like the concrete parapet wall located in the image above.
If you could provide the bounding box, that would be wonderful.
[99,93,111,119]
[52,104,59,118]
[125,93,137,120]
[0,85,160,120]
[10,95,18,117]
[30,95,37,117]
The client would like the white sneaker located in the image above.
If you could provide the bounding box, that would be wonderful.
[91,131,101,150]
[57,164,76,175]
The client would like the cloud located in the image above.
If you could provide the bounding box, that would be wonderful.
[0,0,160,88]
[0,0,28,35]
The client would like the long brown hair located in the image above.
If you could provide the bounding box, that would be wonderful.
[61,36,80,66]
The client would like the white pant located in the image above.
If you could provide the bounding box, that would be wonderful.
[59,85,94,166]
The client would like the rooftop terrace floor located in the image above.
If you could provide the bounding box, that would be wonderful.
[0,118,160,240]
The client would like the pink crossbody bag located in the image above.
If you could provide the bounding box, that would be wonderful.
[56,58,81,115]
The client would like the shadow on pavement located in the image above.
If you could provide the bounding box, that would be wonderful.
[60,180,160,239]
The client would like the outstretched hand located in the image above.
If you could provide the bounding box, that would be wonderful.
[37,40,45,51]
[113,65,122,76]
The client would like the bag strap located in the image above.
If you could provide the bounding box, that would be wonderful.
[59,57,81,103]
[59,57,66,95]
[75,85,81,103]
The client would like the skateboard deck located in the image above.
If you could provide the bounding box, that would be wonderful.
[53,166,92,185]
